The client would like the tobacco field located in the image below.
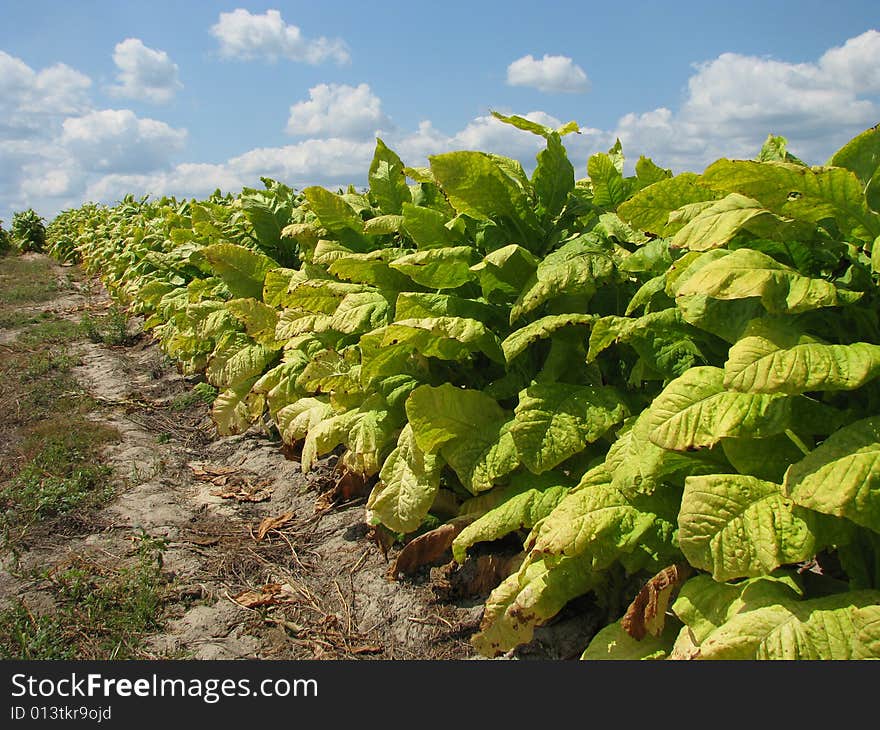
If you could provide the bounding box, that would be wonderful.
[39,115,880,659]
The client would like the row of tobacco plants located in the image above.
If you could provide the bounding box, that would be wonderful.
[47,115,880,659]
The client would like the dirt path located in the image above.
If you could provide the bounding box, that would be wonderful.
[1,256,600,660]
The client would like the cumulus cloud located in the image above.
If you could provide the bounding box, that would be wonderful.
[0,49,190,219]
[108,38,182,104]
[210,8,349,65]
[61,109,187,173]
[613,29,880,171]
[7,31,880,223]
[84,137,375,202]
[507,54,590,93]
[0,50,91,139]
[286,83,390,138]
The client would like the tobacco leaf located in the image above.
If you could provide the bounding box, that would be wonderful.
[388,518,471,578]
[621,563,693,640]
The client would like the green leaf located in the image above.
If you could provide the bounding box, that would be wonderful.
[756,134,806,165]
[225,298,280,347]
[302,400,396,475]
[328,250,413,290]
[528,480,677,564]
[695,590,880,659]
[674,248,856,314]
[721,433,808,482]
[635,156,672,187]
[238,188,293,258]
[453,483,569,562]
[581,619,679,660]
[400,203,461,249]
[512,383,629,474]
[262,267,302,307]
[470,244,539,300]
[360,316,504,382]
[511,236,615,322]
[206,332,277,389]
[405,383,506,454]
[366,424,442,533]
[295,350,360,394]
[646,366,794,450]
[785,416,880,533]
[389,246,475,289]
[363,214,404,235]
[671,193,810,251]
[303,186,364,234]
[394,292,500,325]
[429,151,542,247]
[502,313,595,362]
[440,418,520,494]
[201,243,277,300]
[328,291,391,335]
[533,133,574,219]
[472,553,600,657]
[369,138,412,215]
[588,151,630,209]
[702,159,880,242]
[606,410,720,497]
[671,573,803,644]
[679,474,818,581]
[723,318,880,393]
[285,279,369,314]
[828,125,880,188]
[276,397,333,444]
[617,173,721,236]
[490,111,579,139]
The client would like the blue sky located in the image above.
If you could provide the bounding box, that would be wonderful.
[1,1,879,222]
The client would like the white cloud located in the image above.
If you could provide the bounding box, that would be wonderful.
[6,31,880,224]
[614,29,880,171]
[210,9,349,65]
[108,38,182,104]
[61,109,187,173]
[0,50,91,139]
[286,83,389,138]
[85,137,376,202]
[507,54,590,93]
[0,50,191,219]
[818,29,880,94]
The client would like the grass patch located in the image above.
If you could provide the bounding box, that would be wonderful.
[0,346,83,427]
[0,309,49,329]
[1,416,119,545]
[0,255,63,305]
[0,535,168,659]
[15,316,82,345]
[0,255,120,548]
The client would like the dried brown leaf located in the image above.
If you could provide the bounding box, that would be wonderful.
[621,563,693,640]
[389,518,470,579]
[255,511,295,541]
[432,552,524,600]
[231,582,297,609]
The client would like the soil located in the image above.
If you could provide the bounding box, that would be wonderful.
[0,255,602,660]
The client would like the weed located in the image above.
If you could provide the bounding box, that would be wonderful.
[171,381,218,411]
[80,305,132,346]
[0,534,168,659]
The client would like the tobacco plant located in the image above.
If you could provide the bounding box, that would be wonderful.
[48,118,880,659]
